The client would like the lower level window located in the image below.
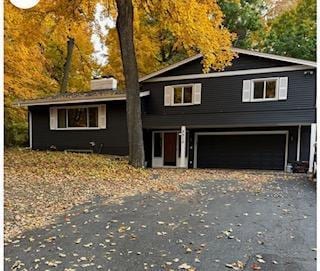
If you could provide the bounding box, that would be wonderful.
[58,107,99,128]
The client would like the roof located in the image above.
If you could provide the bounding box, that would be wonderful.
[16,89,150,106]
[139,48,317,82]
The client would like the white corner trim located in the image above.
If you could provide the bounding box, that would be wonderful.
[17,91,150,107]
[309,123,317,172]
[29,111,32,149]
[193,130,289,171]
[144,65,312,82]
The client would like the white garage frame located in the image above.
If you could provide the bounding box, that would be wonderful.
[193,130,289,171]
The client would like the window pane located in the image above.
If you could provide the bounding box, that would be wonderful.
[184,87,192,103]
[89,107,98,127]
[68,108,87,127]
[174,87,182,104]
[57,109,66,128]
[266,80,276,98]
[154,133,162,157]
[253,81,264,99]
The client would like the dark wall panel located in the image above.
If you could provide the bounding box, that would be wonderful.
[300,126,311,161]
[141,69,316,128]
[30,101,129,155]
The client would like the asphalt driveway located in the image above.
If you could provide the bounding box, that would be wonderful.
[5,173,316,271]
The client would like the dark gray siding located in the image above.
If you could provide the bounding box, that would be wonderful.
[30,101,129,155]
[159,54,296,77]
[141,69,316,128]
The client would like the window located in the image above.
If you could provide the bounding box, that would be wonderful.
[164,83,201,106]
[252,79,278,101]
[68,108,88,127]
[56,106,101,129]
[173,85,193,105]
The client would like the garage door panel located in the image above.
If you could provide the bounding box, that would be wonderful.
[197,134,286,170]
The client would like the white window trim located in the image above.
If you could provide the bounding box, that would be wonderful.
[171,84,195,106]
[250,77,279,102]
[54,104,104,130]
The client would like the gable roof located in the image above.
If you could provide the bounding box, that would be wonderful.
[139,48,317,82]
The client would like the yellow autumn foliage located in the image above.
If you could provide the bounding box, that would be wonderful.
[4,0,234,144]
[4,0,97,144]
[103,0,235,85]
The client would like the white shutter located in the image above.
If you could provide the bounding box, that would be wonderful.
[98,104,107,129]
[193,83,202,104]
[49,107,57,130]
[242,80,251,102]
[164,86,173,106]
[278,77,288,100]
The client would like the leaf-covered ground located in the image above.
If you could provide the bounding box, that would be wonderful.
[4,148,299,241]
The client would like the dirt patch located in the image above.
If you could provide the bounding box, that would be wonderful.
[4,148,300,241]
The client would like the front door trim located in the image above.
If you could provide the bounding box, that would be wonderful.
[194,130,289,171]
[152,130,189,168]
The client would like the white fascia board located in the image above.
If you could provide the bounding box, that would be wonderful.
[143,65,313,83]
[233,48,317,68]
[139,54,202,82]
[17,91,150,107]
[139,48,316,82]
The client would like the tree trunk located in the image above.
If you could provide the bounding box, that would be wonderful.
[60,36,75,93]
[115,0,145,167]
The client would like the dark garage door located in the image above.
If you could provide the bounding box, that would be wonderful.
[196,134,286,170]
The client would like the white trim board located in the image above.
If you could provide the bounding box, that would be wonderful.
[143,65,312,82]
[193,130,289,171]
[139,48,316,82]
[309,123,317,172]
[16,91,150,107]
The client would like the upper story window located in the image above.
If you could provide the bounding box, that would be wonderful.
[252,79,278,101]
[242,77,288,102]
[173,86,193,105]
[49,105,106,130]
[164,83,202,106]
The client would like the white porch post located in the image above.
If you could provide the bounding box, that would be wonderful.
[296,125,301,161]
[180,126,186,168]
[308,123,317,173]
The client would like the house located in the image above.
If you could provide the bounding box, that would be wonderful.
[16,48,317,171]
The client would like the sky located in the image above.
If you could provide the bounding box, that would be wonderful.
[91,3,115,66]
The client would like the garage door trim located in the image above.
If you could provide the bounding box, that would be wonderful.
[194,130,289,170]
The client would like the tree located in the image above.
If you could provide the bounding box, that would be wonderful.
[218,0,266,48]
[4,0,97,145]
[5,0,235,167]
[253,0,316,60]
[102,0,236,85]
[115,0,145,167]
[110,0,235,167]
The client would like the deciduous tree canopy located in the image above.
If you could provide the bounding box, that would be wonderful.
[252,0,316,61]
